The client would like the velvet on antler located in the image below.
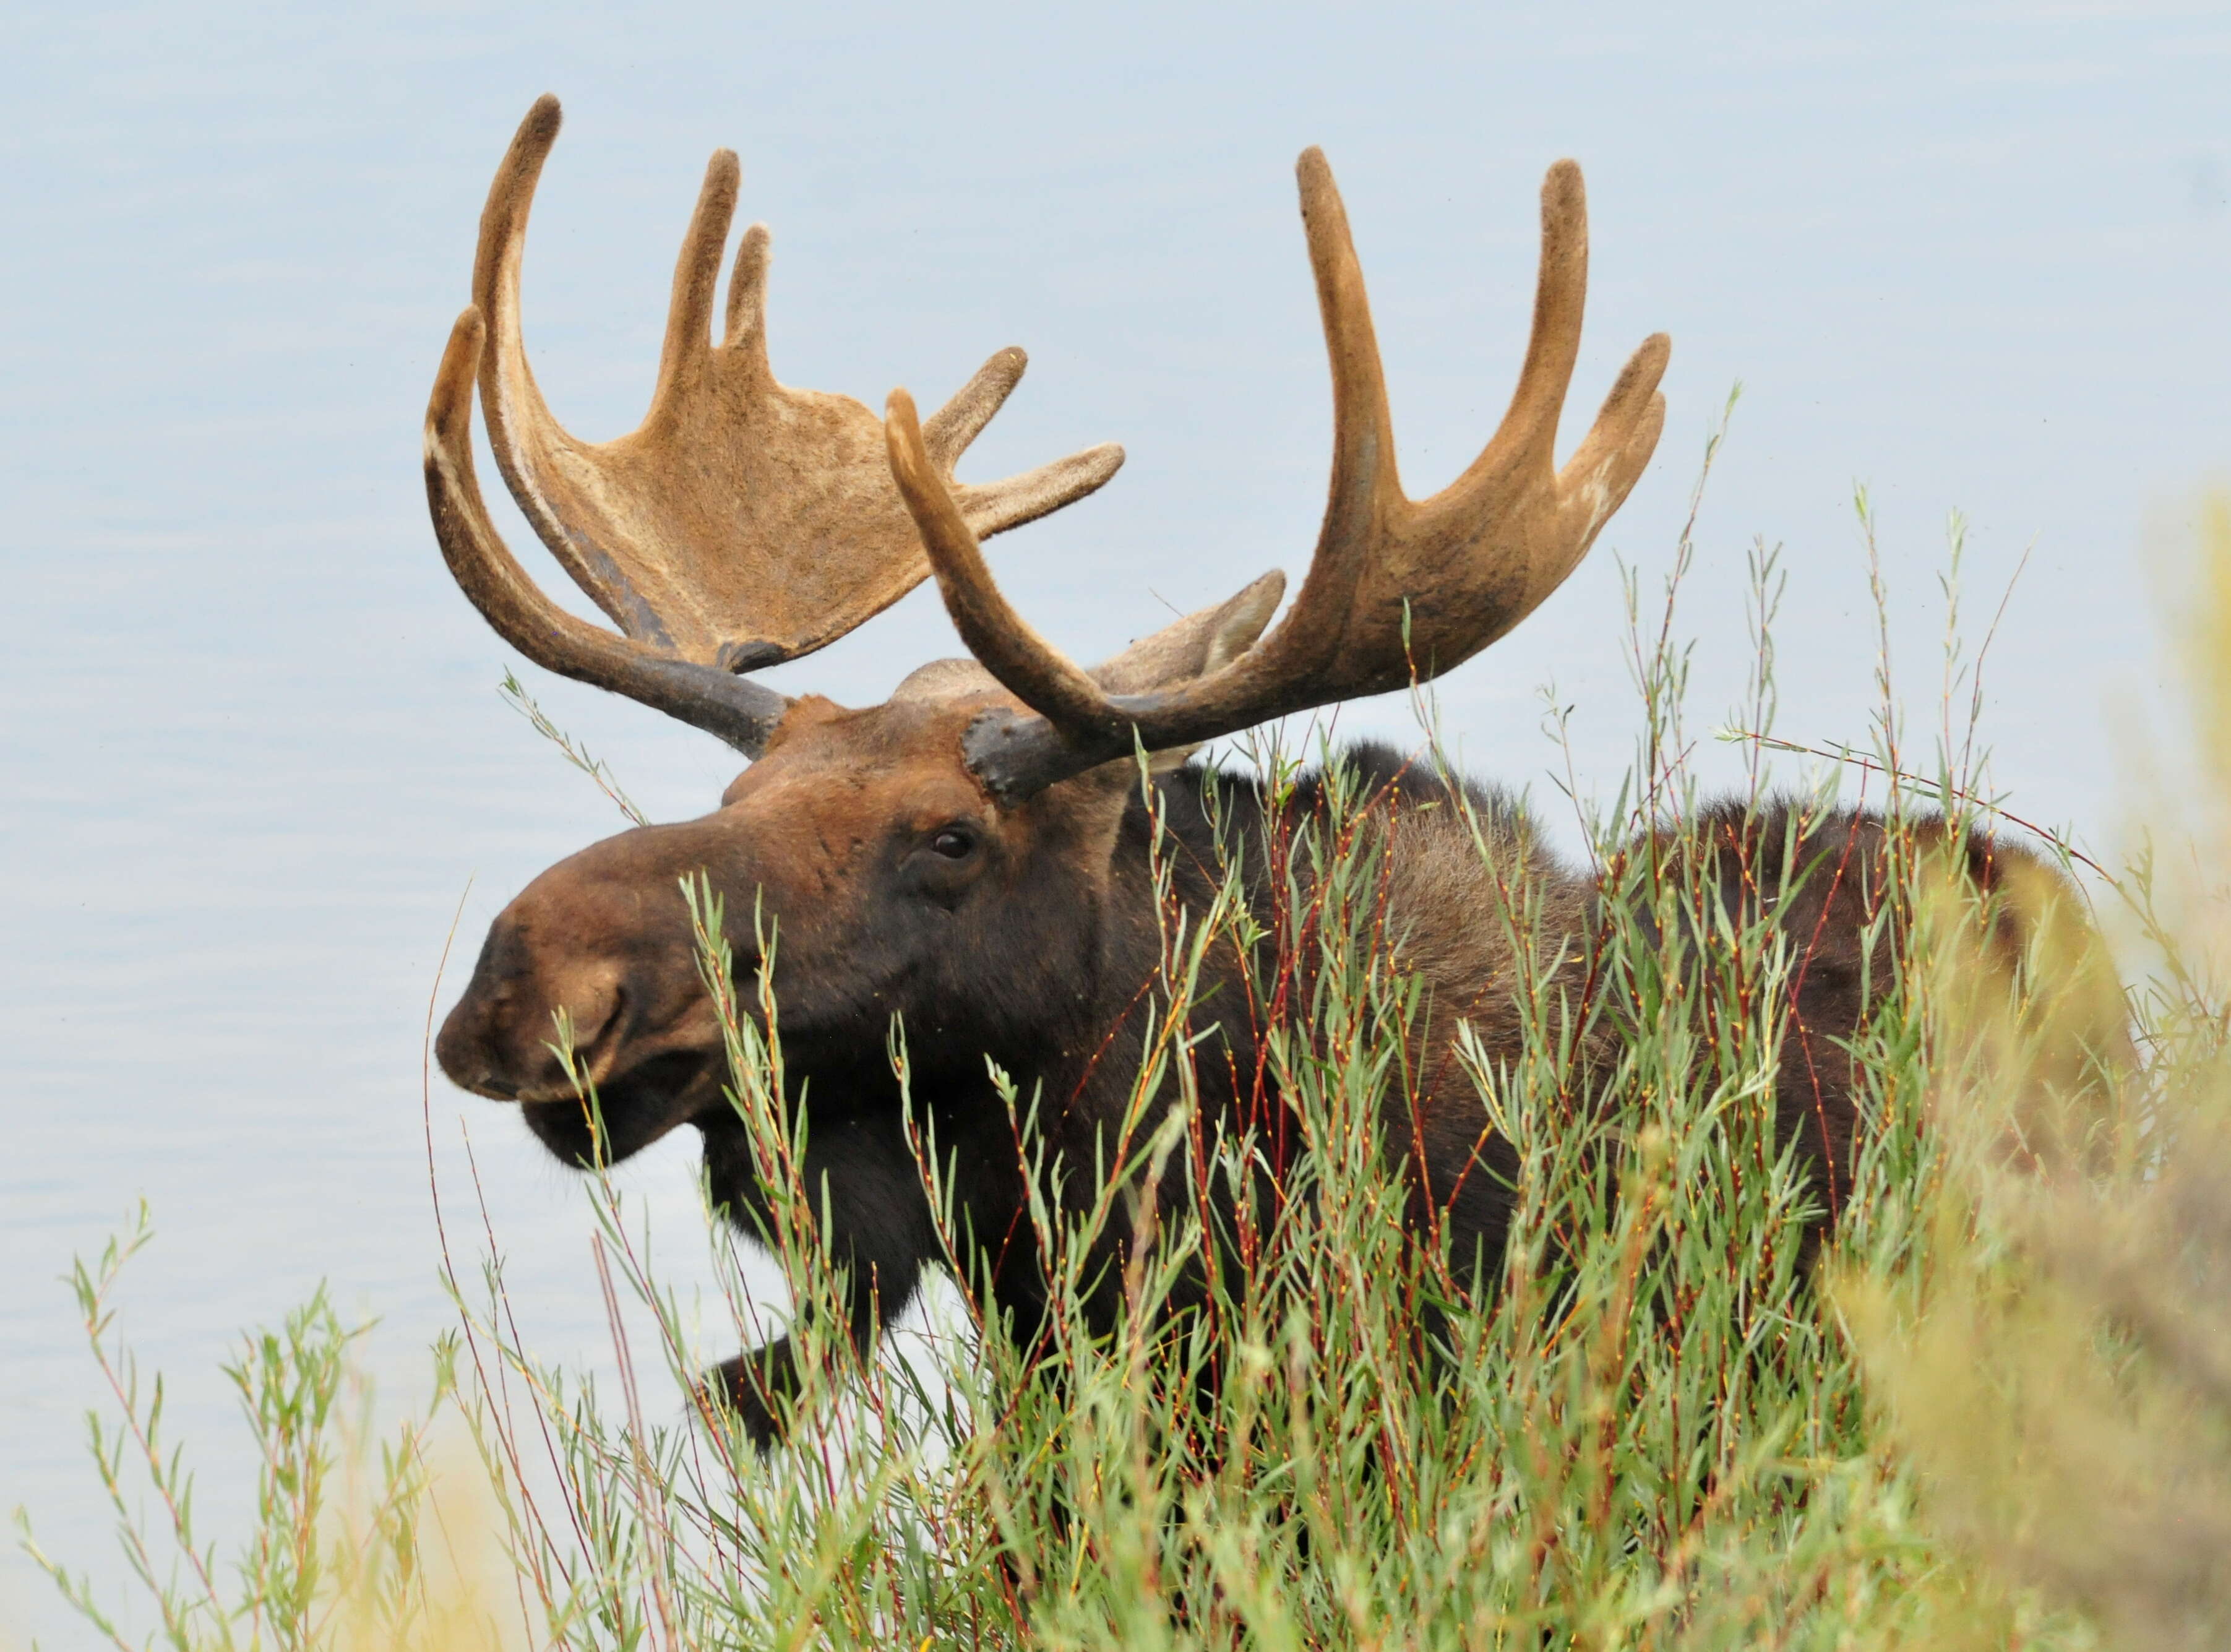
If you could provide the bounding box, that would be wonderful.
[423,95,1124,754]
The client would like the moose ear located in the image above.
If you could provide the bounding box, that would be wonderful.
[895,564,1279,715]
[1088,572,1286,697]
[1033,576,1281,861]
[1080,571,1286,775]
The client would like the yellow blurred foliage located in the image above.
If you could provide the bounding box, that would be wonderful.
[1838,492,2231,1651]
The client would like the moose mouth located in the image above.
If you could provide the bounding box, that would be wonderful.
[517,1049,726,1168]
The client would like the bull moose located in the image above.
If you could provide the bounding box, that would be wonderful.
[427,97,2068,1445]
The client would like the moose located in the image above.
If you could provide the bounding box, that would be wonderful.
[428,98,2071,1445]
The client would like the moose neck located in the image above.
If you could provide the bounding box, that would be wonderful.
[980,765,1266,1113]
[727,763,1273,1158]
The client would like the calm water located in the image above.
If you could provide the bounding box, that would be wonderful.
[6,4,2229,1641]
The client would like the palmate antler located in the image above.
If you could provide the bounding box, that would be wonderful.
[423,96,1124,755]
[886,150,1669,801]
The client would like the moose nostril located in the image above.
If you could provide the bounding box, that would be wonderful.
[436,1014,518,1100]
[553,982,624,1044]
[435,1002,490,1092]
[556,981,624,1057]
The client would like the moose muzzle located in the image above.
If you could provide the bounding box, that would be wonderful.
[436,829,733,1166]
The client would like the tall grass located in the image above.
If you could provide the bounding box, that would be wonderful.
[18,492,2231,1649]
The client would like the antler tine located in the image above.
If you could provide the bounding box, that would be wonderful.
[892,149,1667,804]
[1292,145,1401,607]
[1554,330,1672,560]
[926,346,1127,537]
[423,309,791,754]
[472,93,573,560]
[1469,159,1591,481]
[924,348,1028,470]
[651,146,742,413]
[723,221,772,356]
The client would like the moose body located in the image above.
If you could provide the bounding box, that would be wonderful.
[439,716,2018,1443]
[422,97,2061,1444]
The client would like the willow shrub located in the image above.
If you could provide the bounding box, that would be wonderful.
[24,495,2231,1650]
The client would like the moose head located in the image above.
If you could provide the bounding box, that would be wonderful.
[429,95,1668,1174]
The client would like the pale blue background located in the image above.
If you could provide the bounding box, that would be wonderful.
[6,3,2228,1640]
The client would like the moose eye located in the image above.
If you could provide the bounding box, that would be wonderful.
[929,827,976,860]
